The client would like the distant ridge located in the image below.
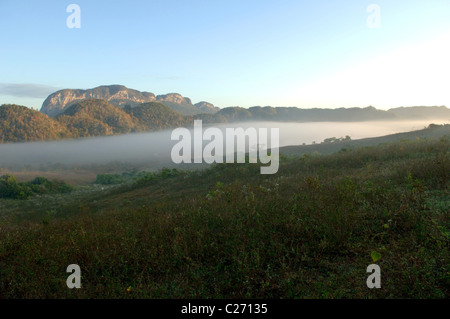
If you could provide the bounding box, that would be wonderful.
[40,85,449,121]
[41,85,220,117]
[195,105,450,123]
[388,106,450,119]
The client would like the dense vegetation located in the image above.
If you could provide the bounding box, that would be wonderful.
[0,134,448,298]
[0,175,72,199]
[57,99,193,137]
[0,104,72,143]
[124,102,191,130]
[57,99,137,137]
[0,100,192,142]
[94,174,125,185]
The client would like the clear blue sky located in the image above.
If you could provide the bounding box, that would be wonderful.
[1,0,449,110]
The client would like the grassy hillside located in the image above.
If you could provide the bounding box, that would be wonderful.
[280,123,450,157]
[0,130,448,298]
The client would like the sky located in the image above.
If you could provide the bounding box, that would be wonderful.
[0,0,449,110]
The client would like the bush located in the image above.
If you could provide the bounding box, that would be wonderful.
[28,177,73,194]
[0,175,73,199]
[0,175,32,199]
[95,174,125,185]
[133,168,184,186]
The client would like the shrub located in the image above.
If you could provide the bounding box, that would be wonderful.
[28,176,73,194]
[95,174,125,185]
[0,175,32,199]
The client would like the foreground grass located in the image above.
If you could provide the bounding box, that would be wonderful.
[0,136,449,298]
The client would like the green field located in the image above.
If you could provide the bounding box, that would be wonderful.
[0,125,449,298]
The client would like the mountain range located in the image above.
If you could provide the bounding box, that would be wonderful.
[41,85,219,117]
[0,84,449,143]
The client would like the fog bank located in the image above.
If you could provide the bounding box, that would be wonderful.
[0,119,446,169]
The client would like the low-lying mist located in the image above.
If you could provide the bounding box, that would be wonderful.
[0,119,446,171]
